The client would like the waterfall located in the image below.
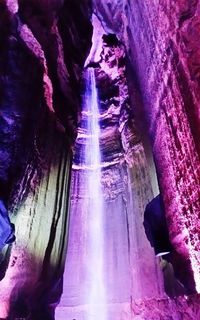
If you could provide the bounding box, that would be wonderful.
[56,66,162,320]
[55,68,108,320]
[83,68,107,319]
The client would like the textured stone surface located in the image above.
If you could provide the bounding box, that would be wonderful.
[0,0,92,203]
[0,125,71,319]
[56,303,132,320]
[131,294,200,320]
[57,294,200,320]
[1,0,200,318]
[56,30,164,319]
[0,0,92,318]
[93,0,200,292]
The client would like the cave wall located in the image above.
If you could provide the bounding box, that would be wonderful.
[1,0,200,318]
[56,33,164,320]
[0,0,92,201]
[0,0,92,318]
[96,36,163,300]
[93,0,200,290]
[0,128,71,318]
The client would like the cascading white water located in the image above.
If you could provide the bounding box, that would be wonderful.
[56,65,163,320]
[84,68,107,320]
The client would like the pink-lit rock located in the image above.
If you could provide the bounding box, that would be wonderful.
[0,0,92,318]
[1,0,200,318]
[93,0,200,293]
[19,23,54,114]
[57,30,164,319]
[131,294,200,320]
[6,0,18,14]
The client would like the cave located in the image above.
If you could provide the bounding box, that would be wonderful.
[0,1,200,319]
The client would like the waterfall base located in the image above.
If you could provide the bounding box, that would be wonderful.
[56,295,200,320]
[55,302,132,320]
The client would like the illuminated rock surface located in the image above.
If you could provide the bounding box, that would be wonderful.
[0,0,91,318]
[93,0,200,292]
[0,0,200,319]
[56,34,163,320]
[131,294,200,320]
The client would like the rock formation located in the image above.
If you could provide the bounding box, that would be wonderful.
[0,0,200,319]
[93,0,200,293]
[56,31,164,319]
[0,0,92,318]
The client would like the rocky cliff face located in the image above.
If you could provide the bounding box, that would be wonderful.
[56,32,164,320]
[0,0,92,203]
[93,0,200,292]
[0,0,92,318]
[1,0,200,319]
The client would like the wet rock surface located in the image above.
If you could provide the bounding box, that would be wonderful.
[0,0,92,203]
[0,0,92,318]
[74,35,140,167]
[59,31,163,320]
[1,0,200,318]
[131,294,200,320]
[93,0,200,292]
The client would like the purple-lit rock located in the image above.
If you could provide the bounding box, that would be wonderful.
[56,29,164,320]
[93,0,200,293]
[0,0,200,319]
[0,0,92,202]
[0,0,92,318]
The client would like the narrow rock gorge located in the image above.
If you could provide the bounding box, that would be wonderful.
[0,0,200,319]
[56,33,163,320]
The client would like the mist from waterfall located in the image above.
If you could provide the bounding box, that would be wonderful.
[83,68,107,320]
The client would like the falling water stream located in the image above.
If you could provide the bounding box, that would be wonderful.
[56,66,163,320]
[84,68,107,320]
